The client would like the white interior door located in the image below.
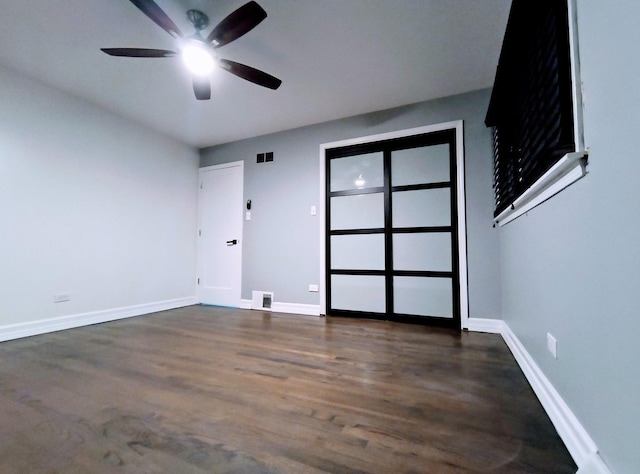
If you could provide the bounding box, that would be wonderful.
[197,162,243,307]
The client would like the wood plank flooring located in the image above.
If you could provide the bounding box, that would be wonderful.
[0,305,576,473]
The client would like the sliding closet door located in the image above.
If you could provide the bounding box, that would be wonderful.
[326,129,460,328]
[329,151,386,314]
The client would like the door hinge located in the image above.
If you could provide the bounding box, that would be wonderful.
[198,229,201,236]
[197,278,200,285]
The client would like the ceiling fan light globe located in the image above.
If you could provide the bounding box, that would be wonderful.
[181,43,215,76]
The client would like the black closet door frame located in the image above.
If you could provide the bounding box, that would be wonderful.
[319,121,469,329]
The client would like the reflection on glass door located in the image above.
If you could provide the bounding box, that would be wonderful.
[325,129,460,328]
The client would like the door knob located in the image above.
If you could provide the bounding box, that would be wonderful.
[226,239,238,246]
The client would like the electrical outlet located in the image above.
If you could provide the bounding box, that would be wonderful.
[547,332,558,359]
[308,284,319,292]
[53,294,71,303]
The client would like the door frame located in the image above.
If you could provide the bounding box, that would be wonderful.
[319,121,469,329]
[197,160,244,306]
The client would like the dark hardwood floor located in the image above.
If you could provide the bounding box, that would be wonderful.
[0,305,576,473]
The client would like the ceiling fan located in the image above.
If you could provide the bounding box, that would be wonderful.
[101,0,282,100]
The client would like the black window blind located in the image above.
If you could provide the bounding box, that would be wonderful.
[485,0,576,217]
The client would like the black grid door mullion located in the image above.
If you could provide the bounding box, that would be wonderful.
[383,150,393,316]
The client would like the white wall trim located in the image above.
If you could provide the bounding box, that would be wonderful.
[319,121,469,328]
[490,321,610,473]
[576,453,612,474]
[0,297,197,343]
[465,317,504,334]
[494,153,588,226]
[199,161,245,173]
[466,319,610,472]
[273,302,320,316]
[567,0,586,153]
[240,299,321,316]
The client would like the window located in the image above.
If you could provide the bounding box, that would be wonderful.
[485,0,586,225]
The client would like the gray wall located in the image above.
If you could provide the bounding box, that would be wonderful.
[201,89,500,320]
[0,64,199,328]
[498,1,640,472]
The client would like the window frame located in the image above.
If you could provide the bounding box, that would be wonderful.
[488,0,587,226]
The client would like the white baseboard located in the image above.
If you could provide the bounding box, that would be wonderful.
[240,299,321,316]
[499,323,610,473]
[273,301,320,316]
[0,296,197,343]
[576,453,612,474]
[466,318,610,472]
[465,317,504,333]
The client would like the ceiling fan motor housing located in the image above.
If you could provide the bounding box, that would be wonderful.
[187,9,209,31]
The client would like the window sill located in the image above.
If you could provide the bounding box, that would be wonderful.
[494,151,588,226]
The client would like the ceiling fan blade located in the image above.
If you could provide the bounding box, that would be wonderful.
[193,77,211,100]
[129,0,182,38]
[207,1,267,48]
[101,48,176,58]
[219,59,282,90]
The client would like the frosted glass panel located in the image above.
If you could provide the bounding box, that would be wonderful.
[331,193,384,230]
[392,144,450,186]
[331,275,385,313]
[331,234,385,270]
[330,152,384,192]
[393,188,450,228]
[393,233,451,271]
[394,277,453,318]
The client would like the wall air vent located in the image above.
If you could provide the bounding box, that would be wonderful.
[256,152,274,163]
[251,291,273,311]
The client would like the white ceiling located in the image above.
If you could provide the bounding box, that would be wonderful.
[0,0,512,148]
